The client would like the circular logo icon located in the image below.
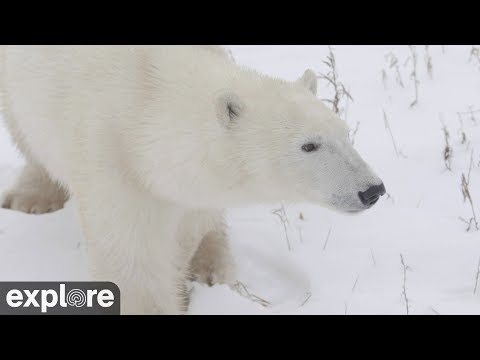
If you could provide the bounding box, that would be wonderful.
[66,289,87,307]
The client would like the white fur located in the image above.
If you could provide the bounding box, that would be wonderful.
[0,46,382,314]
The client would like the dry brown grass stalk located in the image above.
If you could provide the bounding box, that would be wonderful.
[424,45,433,79]
[474,257,480,295]
[441,124,452,171]
[323,226,333,251]
[400,254,411,315]
[349,121,360,147]
[386,52,405,88]
[409,45,419,108]
[318,46,353,116]
[459,150,479,232]
[233,281,271,308]
[383,110,406,158]
[272,203,291,251]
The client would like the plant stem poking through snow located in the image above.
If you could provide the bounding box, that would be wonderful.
[457,114,468,146]
[424,45,433,79]
[349,121,360,147]
[386,52,404,88]
[297,227,303,243]
[458,107,479,125]
[469,46,480,67]
[383,109,406,158]
[381,69,388,90]
[370,248,377,266]
[474,257,480,295]
[408,45,420,108]
[318,46,353,116]
[352,275,360,292]
[430,307,440,315]
[386,192,396,205]
[300,292,312,307]
[400,254,412,315]
[441,123,452,171]
[323,226,333,251]
[459,150,479,232]
[272,203,291,251]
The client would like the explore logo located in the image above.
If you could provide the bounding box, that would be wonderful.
[0,282,120,315]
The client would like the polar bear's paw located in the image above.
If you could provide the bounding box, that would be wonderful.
[191,259,235,287]
[1,189,67,214]
[190,232,236,287]
[1,164,68,215]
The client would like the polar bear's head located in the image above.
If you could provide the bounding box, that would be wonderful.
[142,61,385,213]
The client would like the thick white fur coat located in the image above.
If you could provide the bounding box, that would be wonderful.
[0,46,382,314]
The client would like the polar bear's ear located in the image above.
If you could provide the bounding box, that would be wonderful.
[216,92,244,127]
[297,69,317,96]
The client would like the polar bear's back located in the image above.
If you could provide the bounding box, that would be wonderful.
[1,46,144,183]
[0,46,233,185]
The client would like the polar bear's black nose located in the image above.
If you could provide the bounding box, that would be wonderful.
[358,183,386,207]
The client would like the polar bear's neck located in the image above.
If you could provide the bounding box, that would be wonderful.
[143,46,280,104]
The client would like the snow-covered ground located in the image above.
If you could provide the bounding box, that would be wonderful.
[1,45,479,314]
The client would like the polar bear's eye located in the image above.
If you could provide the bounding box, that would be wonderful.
[301,143,320,153]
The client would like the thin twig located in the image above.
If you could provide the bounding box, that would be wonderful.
[300,292,312,307]
[430,307,440,315]
[474,257,480,295]
[400,254,411,315]
[469,46,480,66]
[383,109,406,158]
[272,203,292,251]
[370,248,377,266]
[352,275,360,292]
[349,121,360,147]
[458,108,479,125]
[298,227,304,243]
[386,192,396,205]
[382,69,388,90]
[409,45,419,108]
[233,281,271,308]
[318,46,353,116]
[323,226,333,251]
[441,122,452,171]
[457,113,467,145]
[424,45,433,79]
[460,150,479,232]
[386,52,404,88]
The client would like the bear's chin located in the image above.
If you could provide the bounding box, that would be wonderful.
[325,204,368,215]
[342,209,367,216]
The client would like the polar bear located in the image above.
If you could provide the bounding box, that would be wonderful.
[0,46,385,314]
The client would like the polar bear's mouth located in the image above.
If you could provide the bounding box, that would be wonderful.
[328,198,367,213]
[329,183,386,214]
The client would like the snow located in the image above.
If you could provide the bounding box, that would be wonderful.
[1,45,479,314]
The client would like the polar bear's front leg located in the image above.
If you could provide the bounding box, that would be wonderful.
[177,210,235,287]
[71,176,186,315]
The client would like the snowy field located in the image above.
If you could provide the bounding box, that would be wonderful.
[1,45,479,315]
